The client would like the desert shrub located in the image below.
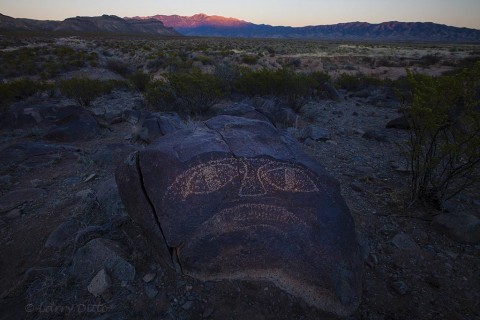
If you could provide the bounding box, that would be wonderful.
[404,63,480,208]
[129,71,151,92]
[235,68,314,112]
[59,77,126,107]
[0,79,44,113]
[214,62,241,95]
[241,55,259,65]
[335,73,384,91]
[145,70,223,115]
[106,58,132,77]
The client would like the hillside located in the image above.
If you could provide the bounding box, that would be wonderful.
[0,13,180,36]
[132,13,480,42]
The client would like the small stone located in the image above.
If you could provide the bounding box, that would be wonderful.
[352,112,359,116]
[391,281,408,295]
[84,173,97,183]
[325,140,337,145]
[63,176,82,186]
[204,282,214,291]
[303,138,317,148]
[143,272,156,283]
[301,125,332,142]
[87,269,111,297]
[45,220,81,248]
[362,130,388,142]
[202,305,214,318]
[76,189,94,199]
[145,283,158,299]
[5,209,22,220]
[181,301,193,310]
[30,179,43,188]
[391,233,419,251]
[353,128,365,135]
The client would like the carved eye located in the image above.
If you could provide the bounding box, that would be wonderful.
[259,165,319,193]
[166,159,239,201]
[186,163,237,195]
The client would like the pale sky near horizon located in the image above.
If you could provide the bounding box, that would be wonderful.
[1,0,479,29]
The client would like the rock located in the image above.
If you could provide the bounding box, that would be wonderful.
[63,176,82,186]
[116,115,363,317]
[432,213,480,244]
[139,113,184,143]
[221,102,256,116]
[71,238,135,283]
[95,178,126,218]
[301,125,332,142]
[143,273,156,283]
[0,142,80,170]
[202,305,214,318]
[391,281,408,295]
[45,220,82,248]
[5,209,22,220]
[386,116,410,130]
[88,269,111,297]
[74,225,111,248]
[91,90,143,118]
[362,130,388,142]
[391,233,419,251]
[320,82,343,101]
[0,188,46,213]
[0,175,13,186]
[181,301,194,310]
[43,107,100,142]
[144,283,158,299]
[91,143,138,169]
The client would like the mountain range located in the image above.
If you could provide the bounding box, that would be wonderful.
[1,12,480,42]
[131,13,480,42]
[0,13,179,36]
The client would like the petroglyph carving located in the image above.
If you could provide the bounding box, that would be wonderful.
[164,157,322,203]
[164,158,238,201]
[190,204,307,242]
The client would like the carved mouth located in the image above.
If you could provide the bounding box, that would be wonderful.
[189,203,308,242]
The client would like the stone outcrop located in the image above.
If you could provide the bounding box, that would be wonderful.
[116,115,363,316]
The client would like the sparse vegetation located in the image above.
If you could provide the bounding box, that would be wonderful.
[59,77,127,107]
[145,70,223,115]
[404,63,480,208]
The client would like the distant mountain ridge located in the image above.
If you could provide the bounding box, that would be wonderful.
[132,13,480,42]
[0,13,180,36]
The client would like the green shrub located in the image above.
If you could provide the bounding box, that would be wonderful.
[335,73,384,91]
[129,71,152,92]
[235,68,314,112]
[241,55,259,65]
[106,58,132,77]
[145,70,223,115]
[59,77,126,107]
[0,79,43,113]
[404,63,480,208]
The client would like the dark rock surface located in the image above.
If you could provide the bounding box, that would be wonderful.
[116,115,363,316]
[71,238,136,284]
[432,213,480,244]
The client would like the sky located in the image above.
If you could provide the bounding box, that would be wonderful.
[1,0,480,29]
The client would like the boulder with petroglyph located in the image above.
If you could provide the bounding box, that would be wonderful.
[116,115,362,317]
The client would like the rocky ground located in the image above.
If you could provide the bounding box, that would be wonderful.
[0,36,479,320]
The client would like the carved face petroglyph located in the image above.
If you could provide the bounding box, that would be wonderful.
[160,156,331,241]
[163,157,323,201]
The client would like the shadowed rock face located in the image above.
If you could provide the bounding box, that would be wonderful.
[116,115,363,316]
